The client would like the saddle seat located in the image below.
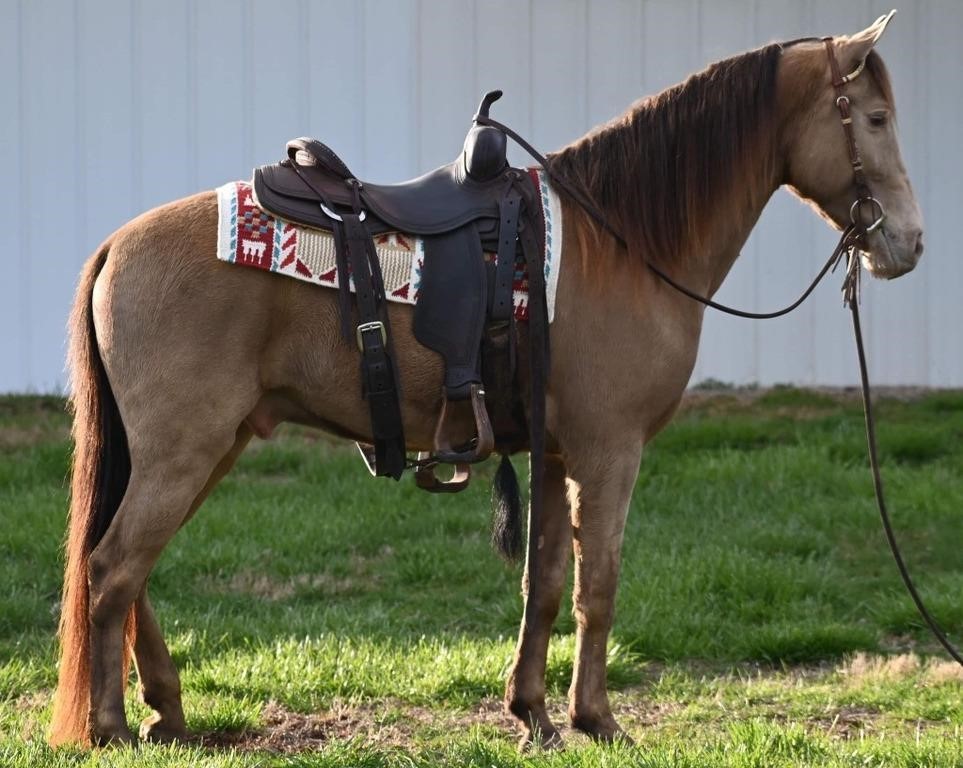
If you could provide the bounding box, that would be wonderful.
[256,155,519,237]
[253,92,513,237]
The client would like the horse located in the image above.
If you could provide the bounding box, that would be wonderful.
[50,14,922,749]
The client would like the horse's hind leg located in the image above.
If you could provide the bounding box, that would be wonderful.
[506,455,573,749]
[88,423,242,745]
[133,424,254,742]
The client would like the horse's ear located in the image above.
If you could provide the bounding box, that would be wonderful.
[838,9,897,77]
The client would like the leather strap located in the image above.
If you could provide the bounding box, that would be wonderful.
[491,189,522,321]
[518,207,548,608]
[824,38,872,202]
[339,210,406,480]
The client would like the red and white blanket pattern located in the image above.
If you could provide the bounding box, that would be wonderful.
[215,169,562,322]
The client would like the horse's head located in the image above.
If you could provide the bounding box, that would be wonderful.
[781,11,923,279]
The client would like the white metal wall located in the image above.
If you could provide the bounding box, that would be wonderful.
[1,0,960,392]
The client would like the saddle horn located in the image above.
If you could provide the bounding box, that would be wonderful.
[464,91,508,182]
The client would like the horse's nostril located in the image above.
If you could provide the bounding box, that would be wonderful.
[914,232,924,258]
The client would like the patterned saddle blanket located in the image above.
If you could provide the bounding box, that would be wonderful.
[215,172,563,323]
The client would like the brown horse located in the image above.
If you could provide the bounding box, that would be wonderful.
[50,15,922,749]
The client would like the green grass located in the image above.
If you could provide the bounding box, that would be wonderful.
[1,389,961,766]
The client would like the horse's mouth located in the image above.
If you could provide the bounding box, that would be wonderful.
[860,230,922,280]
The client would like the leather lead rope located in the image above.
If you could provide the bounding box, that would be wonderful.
[474,113,846,320]
[845,266,963,666]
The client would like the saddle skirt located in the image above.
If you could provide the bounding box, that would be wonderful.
[215,174,564,323]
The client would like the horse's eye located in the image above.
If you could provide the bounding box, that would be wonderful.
[868,112,888,128]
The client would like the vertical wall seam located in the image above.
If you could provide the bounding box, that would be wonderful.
[187,0,198,191]
[242,0,254,164]
[917,3,931,385]
[805,0,816,385]
[527,0,533,137]
[130,0,142,214]
[638,0,645,94]
[750,0,761,385]
[360,1,368,175]
[582,0,590,130]
[73,0,86,265]
[17,0,30,386]
[471,0,478,101]
[299,0,309,132]
[413,0,421,176]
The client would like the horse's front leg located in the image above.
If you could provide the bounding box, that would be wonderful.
[566,439,642,742]
[505,454,573,749]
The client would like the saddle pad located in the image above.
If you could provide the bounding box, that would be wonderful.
[215,169,562,322]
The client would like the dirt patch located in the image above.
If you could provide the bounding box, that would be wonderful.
[196,695,686,754]
[201,549,393,601]
[202,570,363,601]
[199,698,514,753]
[840,651,963,686]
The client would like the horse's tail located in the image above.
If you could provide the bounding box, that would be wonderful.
[49,242,134,746]
[491,454,523,563]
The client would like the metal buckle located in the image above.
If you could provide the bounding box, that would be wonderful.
[356,320,386,351]
[850,197,886,234]
[320,202,366,223]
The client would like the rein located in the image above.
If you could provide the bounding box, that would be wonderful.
[476,38,962,666]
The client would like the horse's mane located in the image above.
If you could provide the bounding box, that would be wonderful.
[550,44,896,271]
[550,44,785,269]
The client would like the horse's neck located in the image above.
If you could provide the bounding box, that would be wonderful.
[681,161,782,300]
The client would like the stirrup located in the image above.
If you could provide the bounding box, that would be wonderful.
[415,454,472,493]
[356,442,379,476]
[431,383,495,464]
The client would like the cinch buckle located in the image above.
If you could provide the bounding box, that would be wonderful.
[356,320,386,351]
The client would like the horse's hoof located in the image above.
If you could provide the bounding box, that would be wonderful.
[570,714,633,745]
[139,713,188,743]
[518,726,564,751]
[91,724,137,747]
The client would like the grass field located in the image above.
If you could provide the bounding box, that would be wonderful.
[0,389,961,767]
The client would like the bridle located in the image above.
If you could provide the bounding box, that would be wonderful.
[476,38,963,666]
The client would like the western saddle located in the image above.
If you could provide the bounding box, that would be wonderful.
[252,91,548,492]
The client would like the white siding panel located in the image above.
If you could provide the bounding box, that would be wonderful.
[362,0,417,181]
[418,0,478,170]
[136,0,192,212]
[195,0,249,189]
[22,0,79,392]
[79,0,136,248]
[474,0,532,169]
[1,1,960,391]
[0,0,24,392]
[305,2,365,174]
[531,0,587,152]
[643,0,701,97]
[924,0,963,386]
[586,0,643,125]
[250,0,308,164]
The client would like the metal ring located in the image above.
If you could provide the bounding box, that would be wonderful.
[320,202,366,223]
[836,95,850,108]
[850,197,886,234]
